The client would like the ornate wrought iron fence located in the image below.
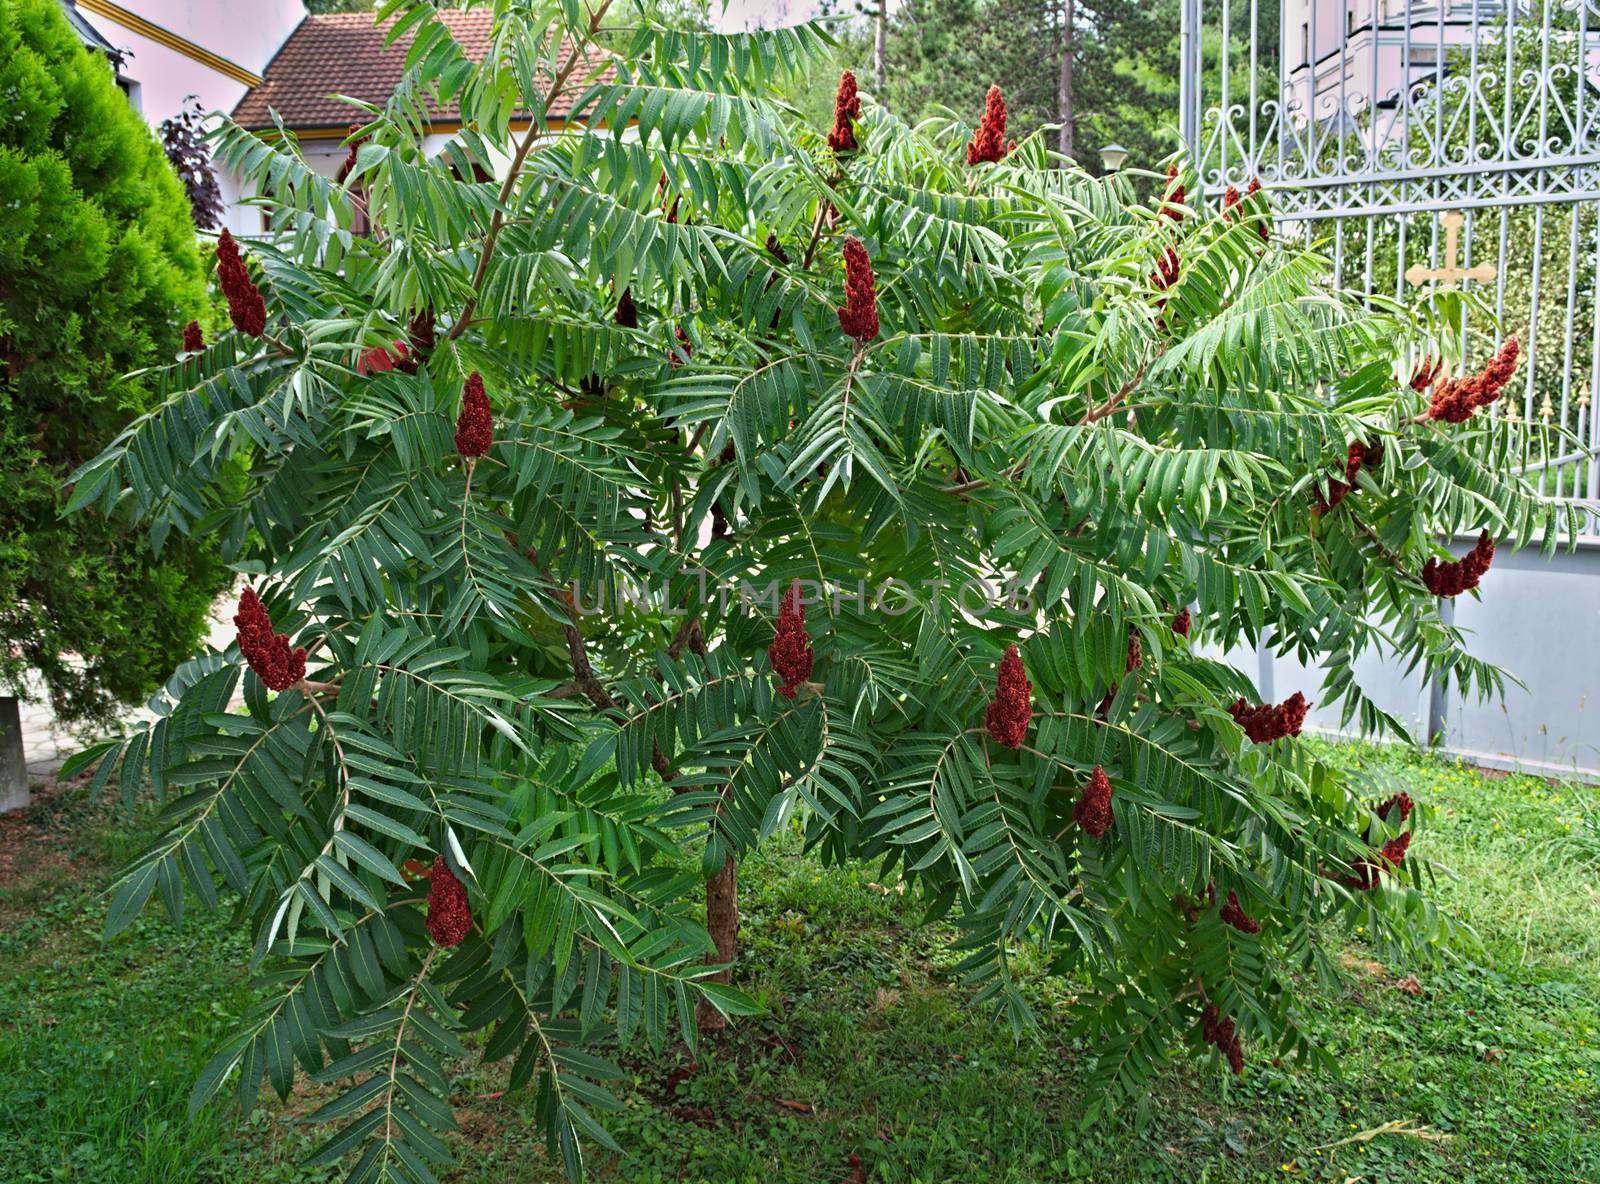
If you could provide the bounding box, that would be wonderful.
[1180,0,1600,536]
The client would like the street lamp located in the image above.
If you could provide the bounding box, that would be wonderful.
[1100,143,1129,174]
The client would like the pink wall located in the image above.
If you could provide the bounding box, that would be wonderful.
[78,0,304,126]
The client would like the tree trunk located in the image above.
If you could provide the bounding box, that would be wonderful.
[0,697,30,814]
[1058,0,1075,162]
[874,0,887,96]
[694,855,738,1034]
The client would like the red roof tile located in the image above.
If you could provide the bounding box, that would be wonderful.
[232,12,615,133]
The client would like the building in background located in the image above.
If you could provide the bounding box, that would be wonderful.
[228,12,612,233]
[61,2,611,235]
[62,1,303,124]
[61,0,305,233]
[1281,1,1508,130]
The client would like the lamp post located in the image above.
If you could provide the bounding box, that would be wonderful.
[1100,143,1129,175]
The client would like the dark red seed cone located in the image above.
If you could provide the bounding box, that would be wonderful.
[1428,339,1520,422]
[985,644,1032,749]
[1073,764,1114,838]
[426,857,473,947]
[454,371,493,458]
[1161,164,1185,221]
[836,237,880,342]
[233,587,306,692]
[966,84,1008,165]
[1219,889,1261,935]
[1376,792,1414,824]
[828,70,862,153]
[216,228,267,338]
[767,579,814,699]
[1228,691,1309,743]
[1421,530,1495,597]
[615,286,639,328]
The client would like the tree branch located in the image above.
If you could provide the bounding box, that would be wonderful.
[448,2,614,341]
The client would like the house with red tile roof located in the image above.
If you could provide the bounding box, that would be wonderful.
[226,11,614,232]
[63,2,613,235]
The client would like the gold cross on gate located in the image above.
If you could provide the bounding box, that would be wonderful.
[1405,211,1498,289]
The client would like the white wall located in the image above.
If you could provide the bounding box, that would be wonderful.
[1211,537,1600,781]
[81,0,303,126]
[221,131,510,238]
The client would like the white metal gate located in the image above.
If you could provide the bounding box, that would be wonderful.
[1180,0,1600,532]
[1180,1,1600,771]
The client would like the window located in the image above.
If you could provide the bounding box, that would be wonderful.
[1301,21,1310,66]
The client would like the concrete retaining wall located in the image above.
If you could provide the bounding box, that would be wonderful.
[1223,536,1600,781]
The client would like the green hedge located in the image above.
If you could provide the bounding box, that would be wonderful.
[0,0,227,723]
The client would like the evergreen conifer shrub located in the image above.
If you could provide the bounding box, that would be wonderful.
[1,0,225,724]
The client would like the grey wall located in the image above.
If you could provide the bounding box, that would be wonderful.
[1215,536,1600,781]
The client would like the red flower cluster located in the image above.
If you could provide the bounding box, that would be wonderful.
[234,587,306,692]
[1228,691,1309,743]
[657,173,682,224]
[1073,764,1114,838]
[1202,1004,1245,1076]
[615,286,639,328]
[1410,356,1444,392]
[1427,338,1520,422]
[1244,177,1271,243]
[426,856,473,947]
[1161,164,1185,222]
[1219,889,1261,935]
[336,122,364,183]
[1421,530,1495,597]
[1124,627,1143,673]
[1223,178,1273,244]
[1376,792,1414,824]
[768,579,814,699]
[1345,830,1414,891]
[1152,245,1180,291]
[454,371,493,459]
[1172,606,1192,637]
[357,340,410,376]
[409,307,436,352]
[828,70,861,153]
[1098,625,1143,716]
[1314,439,1384,515]
[837,237,880,342]
[669,324,693,366]
[966,84,1009,165]
[1381,831,1412,868]
[216,229,267,338]
[985,644,1032,748]
[400,307,434,374]
[183,320,204,352]
[1340,791,1419,890]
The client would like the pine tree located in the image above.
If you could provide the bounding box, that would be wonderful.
[68,3,1572,1178]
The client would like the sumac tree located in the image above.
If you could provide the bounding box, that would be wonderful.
[68,2,1572,1179]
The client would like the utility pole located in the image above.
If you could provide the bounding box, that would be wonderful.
[1058,0,1075,161]
[874,0,887,95]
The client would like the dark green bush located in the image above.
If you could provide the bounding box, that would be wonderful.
[0,0,226,724]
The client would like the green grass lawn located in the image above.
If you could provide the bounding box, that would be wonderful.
[2,741,1597,1183]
